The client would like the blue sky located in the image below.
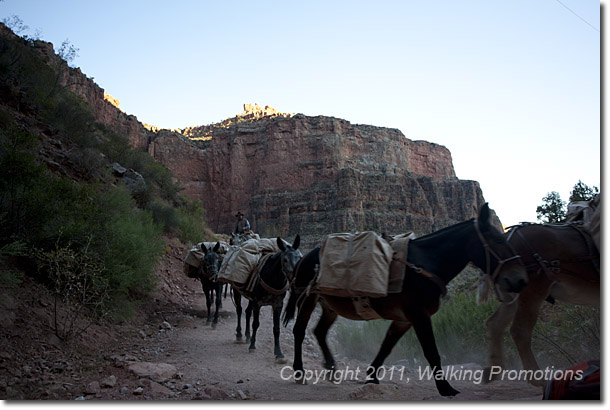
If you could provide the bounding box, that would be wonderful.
[0,0,601,227]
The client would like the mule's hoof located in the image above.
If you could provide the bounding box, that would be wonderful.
[441,387,460,397]
[295,376,308,385]
[275,357,288,364]
[438,381,460,396]
[248,347,256,353]
[211,322,217,329]
[365,378,380,385]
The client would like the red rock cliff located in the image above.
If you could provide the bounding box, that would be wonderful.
[149,112,490,245]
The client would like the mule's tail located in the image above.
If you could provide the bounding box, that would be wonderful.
[283,247,320,327]
[282,289,298,327]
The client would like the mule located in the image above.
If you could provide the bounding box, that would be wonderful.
[480,222,600,386]
[230,232,256,246]
[282,204,528,396]
[199,242,224,326]
[233,235,302,361]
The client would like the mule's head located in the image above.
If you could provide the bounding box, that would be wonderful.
[201,242,221,280]
[277,235,302,281]
[230,233,241,246]
[474,204,528,294]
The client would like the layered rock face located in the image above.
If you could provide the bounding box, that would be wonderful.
[149,111,491,247]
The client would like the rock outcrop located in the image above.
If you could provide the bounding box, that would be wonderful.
[149,111,492,246]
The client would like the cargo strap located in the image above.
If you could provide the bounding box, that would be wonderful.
[247,253,290,296]
[391,255,447,297]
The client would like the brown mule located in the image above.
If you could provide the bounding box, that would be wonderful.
[283,204,528,397]
[481,223,600,386]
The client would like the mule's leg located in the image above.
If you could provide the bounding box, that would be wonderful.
[234,290,243,341]
[249,304,261,352]
[313,301,338,372]
[272,302,285,361]
[292,294,318,384]
[212,284,222,327]
[509,287,548,386]
[483,300,518,382]
[245,301,253,344]
[203,288,212,324]
[219,284,225,309]
[366,320,412,384]
[412,313,460,396]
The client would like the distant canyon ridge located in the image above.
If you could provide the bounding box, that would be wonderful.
[41,31,496,246]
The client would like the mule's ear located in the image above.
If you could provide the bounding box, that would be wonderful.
[277,237,286,251]
[293,234,300,250]
[200,243,208,254]
[478,203,491,227]
[213,242,221,253]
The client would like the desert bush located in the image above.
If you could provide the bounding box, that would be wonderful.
[33,236,109,341]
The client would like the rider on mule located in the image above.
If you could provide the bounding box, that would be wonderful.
[234,211,252,235]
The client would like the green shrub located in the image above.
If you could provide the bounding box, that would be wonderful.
[91,187,164,305]
[175,196,213,244]
[148,200,179,235]
[0,128,165,317]
[52,94,97,147]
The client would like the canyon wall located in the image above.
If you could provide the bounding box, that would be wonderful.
[149,111,492,247]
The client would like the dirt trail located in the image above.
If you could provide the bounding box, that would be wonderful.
[129,247,543,402]
[0,238,543,401]
[150,296,543,401]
